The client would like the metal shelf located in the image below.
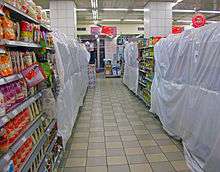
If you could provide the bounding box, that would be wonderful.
[41,24,52,32]
[0,113,45,168]
[145,57,154,60]
[0,73,23,86]
[21,120,56,172]
[38,136,58,172]
[137,93,151,108]
[143,88,151,94]
[146,77,153,82]
[1,1,51,31]
[0,91,43,128]
[139,69,147,73]
[46,47,55,51]
[52,150,63,171]
[1,1,39,24]
[0,39,41,48]
[138,81,146,87]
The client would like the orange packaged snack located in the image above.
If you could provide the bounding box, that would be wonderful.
[2,11,16,40]
[0,54,13,77]
[0,18,3,39]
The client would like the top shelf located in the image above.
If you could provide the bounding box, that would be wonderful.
[0,1,51,32]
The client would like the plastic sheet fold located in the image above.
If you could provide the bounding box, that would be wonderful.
[151,23,220,172]
[123,42,139,94]
[52,31,89,147]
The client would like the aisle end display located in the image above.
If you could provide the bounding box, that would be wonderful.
[137,36,163,107]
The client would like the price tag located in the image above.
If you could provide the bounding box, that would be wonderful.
[2,116,9,124]
[22,136,26,142]
[4,153,11,161]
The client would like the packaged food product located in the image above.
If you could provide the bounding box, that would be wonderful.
[20,21,30,42]
[2,16,16,40]
[0,53,13,77]
[0,18,3,39]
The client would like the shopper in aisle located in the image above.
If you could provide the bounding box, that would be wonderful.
[59,78,190,172]
[86,42,97,88]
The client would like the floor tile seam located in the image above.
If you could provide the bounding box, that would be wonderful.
[137,109,181,172]
[102,108,109,172]
[116,117,132,172]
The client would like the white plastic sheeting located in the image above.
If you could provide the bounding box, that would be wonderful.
[123,42,139,94]
[151,23,220,172]
[52,31,89,147]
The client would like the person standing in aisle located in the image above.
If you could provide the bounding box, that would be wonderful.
[87,42,96,88]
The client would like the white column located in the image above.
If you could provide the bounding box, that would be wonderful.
[144,2,172,37]
[50,0,77,39]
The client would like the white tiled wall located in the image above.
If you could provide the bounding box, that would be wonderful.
[144,2,172,37]
[50,1,76,39]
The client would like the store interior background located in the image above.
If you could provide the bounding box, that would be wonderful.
[33,0,220,71]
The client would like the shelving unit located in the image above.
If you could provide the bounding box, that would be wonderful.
[0,91,43,127]
[0,1,62,171]
[0,1,51,31]
[21,120,57,172]
[0,113,46,167]
[137,41,155,108]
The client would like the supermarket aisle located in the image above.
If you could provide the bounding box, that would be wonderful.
[59,78,190,172]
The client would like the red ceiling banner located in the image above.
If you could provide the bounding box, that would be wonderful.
[91,26,117,38]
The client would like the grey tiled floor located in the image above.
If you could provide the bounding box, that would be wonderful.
[59,78,190,172]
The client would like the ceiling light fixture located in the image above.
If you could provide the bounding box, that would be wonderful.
[76,9,88,11]
[102,8,128,11]
[132,9,150,12]
[172,9,195,13]
[102,19,121,21]
[123,19,143,22]
[175,20,218,23]
[199,10,220,14]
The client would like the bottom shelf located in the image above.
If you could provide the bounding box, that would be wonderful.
[137,93,151,108]
[105,74,121,78]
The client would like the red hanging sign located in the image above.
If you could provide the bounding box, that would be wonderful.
[192,13,206,28]
[172,26,184,34]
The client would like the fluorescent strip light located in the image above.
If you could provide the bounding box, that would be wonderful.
[123,19,143,22]
[199,10,220,14]
[175,20,192,23]
[175,20,218,23]
[172,9,195,13]
[102,8,128,11]
[102,19,121,21]
[132,9,149,12]
[76,9,88,11]
[207,21,218,23]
